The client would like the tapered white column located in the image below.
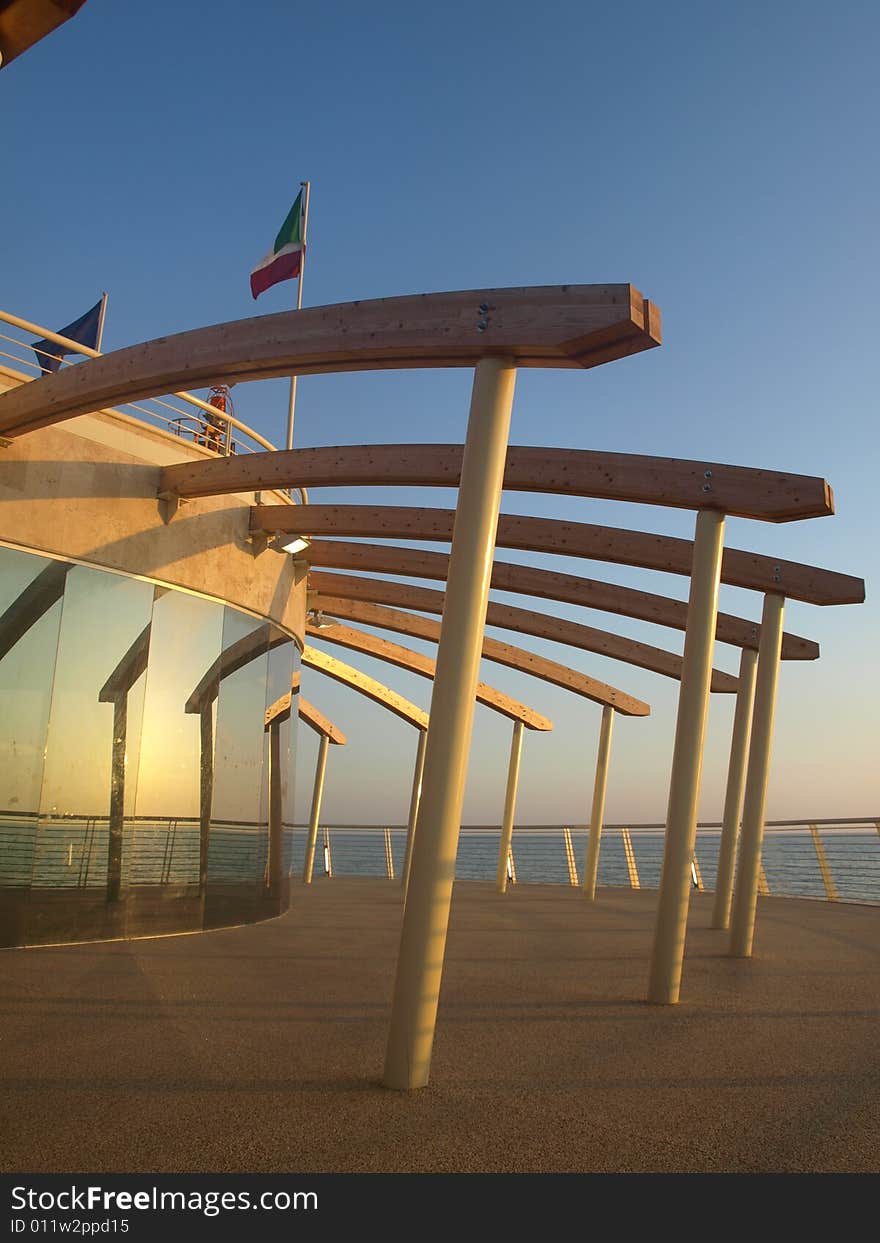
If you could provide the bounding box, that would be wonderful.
[302,734,330,884]
[384,357,517,1090]
[582,705,615,901]
[648,509,725,1004]
[711,647,758,929]
[401,728,428,900]
[729,593,785,957]
[496,721,525,894]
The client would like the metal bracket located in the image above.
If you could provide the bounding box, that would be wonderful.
[157,492,188,524]
[245,528,270,556]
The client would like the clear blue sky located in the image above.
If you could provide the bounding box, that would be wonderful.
[3,0,877,825]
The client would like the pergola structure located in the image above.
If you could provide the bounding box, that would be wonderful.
[265,691,347,887]
[0,0,86,69]
[301,646,428,889]
[305,619,556,893]
[0,283,865,1094]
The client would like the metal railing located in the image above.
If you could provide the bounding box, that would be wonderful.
[3,812,877,903]
[282,819,880,905]
[0,812,281,888]
[0,309,283,462]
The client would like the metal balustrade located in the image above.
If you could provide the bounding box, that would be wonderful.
[282,819,880,905]
[0,311,282,462]
[2,811,877,903]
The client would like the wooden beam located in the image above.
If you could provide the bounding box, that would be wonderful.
[305,622,552,731]
[264,692,348,743]
[0,560,71,661]
[309,574,738,693]
[312,598,650,717]
[98,624,151,702]
[301,645,429,730]
[185,624,291,713]
[299,697,347,744]
[304,540,819,661]
[160,443,834,523]
[0,285,660,437]
[0,0,87,68]
[253,505,864,607]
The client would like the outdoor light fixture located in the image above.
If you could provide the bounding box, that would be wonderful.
[281,535,311,555]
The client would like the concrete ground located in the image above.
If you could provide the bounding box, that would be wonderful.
[0,879,877,1173]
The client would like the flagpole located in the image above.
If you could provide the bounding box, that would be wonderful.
[285,180,310,451]
[95,291,109,353]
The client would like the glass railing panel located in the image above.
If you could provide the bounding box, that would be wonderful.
[133,587,225,887]
[35,564,154,891]
[0,546,65,887]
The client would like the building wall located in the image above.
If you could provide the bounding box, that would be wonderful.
[0,413,306,641]
[0,415,307,946]
[0,545,302,946]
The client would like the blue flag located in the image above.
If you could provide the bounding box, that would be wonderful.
[31,298,103,374]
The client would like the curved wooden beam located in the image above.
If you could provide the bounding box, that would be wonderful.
[0,560,71,661]
[254,505,864,607]
[0,285,661,437]
[299,697,347,744]
[161,444,833,523]
[313,597,650,717]
[309,573,738,694]
[98,624,151,702]
[306,621,552,731]
[305,540,819,661]
[301,645,428,730]
[185,624,291,713]
[264,692,348,743]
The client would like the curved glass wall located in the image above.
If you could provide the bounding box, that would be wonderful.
[0,544,300,946]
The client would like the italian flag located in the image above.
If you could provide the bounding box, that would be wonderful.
[250,190,305,299]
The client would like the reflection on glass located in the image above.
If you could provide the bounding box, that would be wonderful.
[263,639,295,891]
[0,543,301,942]
[37,566,154,892]
[209,610,271,883]
[0,548,65,886]
[135,588,225,887]
[284,651,302,876]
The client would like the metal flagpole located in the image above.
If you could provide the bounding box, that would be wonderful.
[95,292,109,353]
[286,181,311,451]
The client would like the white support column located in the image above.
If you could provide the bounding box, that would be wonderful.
[711,646,758,929]
[582,705,615,901]
[401,728,428,901]
[729,592,785,957]
[647,509,725,1005]
[495,720,525,894]
[302,733,330,885]
[383,357,517,1091]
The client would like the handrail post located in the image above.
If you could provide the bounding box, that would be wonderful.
[384,357,517,1090]
[562,827,579,886]
[622,828,640,888]
[810,824,838,901]
[648,509,725,1004]
[729,592,785,957]
[401,728,428,901]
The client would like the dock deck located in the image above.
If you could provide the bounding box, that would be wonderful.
[1,879,877,1173]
